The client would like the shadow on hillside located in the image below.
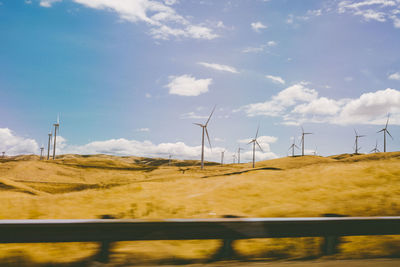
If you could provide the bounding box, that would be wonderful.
[202,167,282,178]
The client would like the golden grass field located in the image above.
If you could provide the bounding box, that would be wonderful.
[0,152,400,266]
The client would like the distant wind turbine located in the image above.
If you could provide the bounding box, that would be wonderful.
[47,130,52,160]
[288,136,299,157]
[1,152,4,158]
[232,153,237,164]
[300,126,312,156]
[52,114,60,160]
[193,105,216,170]
[353,129,365,154]
[370,140,380,153]
[221,150,225,165]
[377,114,393,153]
[237,147,244,164]
[248,125,263,168]
[40,146,44,160]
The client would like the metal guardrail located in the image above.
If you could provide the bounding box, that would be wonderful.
[1,217,399,262]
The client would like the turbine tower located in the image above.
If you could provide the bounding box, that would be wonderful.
[248,125,263,168]
[52,115,60,160]
[354,129,365,154]
[1,152,4,158]
[288,136,299,157]
[168,154,172,166]
[193,105,216,170]
[221,150,225,165]
[40,146,44,160]
[237,147,243,164]
[377,114,393,153]
[232,153,236,164]
[301,126,312,156]
[47,131,52,160]
[370,140,380,153]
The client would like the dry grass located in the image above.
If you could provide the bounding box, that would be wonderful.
[0,152,400,265]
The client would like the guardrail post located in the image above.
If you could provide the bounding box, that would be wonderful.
[211,215,239,260]
[95,215,115,263]
[321,213,346,255]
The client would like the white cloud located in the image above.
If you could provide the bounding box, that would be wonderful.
[40,0,61,7]
[388,72,400,80]
[198,62,239,74]
[238,83,400,125]
[166,74,212,96]
[136,128,150,132]
[242,41,277,53]
[43,0,218,40]
[266,75,285,84]
[0,127,279,163]
[180,112,208,119]
[251,21,268,32]
[0,128,39,155]
[337,0,400,28]
[238,82,318,117]
[164,0,178,5]
[145,93,152,98]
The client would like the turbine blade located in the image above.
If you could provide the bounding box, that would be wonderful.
[359,135,366,138]
[387,130,393,139]
[385,114,390,129]
[205,127,212,149]
[205,105,216,126]
[377,129,384,133]
[248,139,254,145]
[301,126,304,134]
[193,123,203,127]
[354,128,357,136]
[255,124,260,139]
[295,144,300,149]
[256,140,263,152]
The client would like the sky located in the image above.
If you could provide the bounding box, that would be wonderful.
[1,0,400,162]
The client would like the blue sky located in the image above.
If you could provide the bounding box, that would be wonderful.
[1,0,400,162]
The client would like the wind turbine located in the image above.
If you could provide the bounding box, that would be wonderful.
[40,146,44,160]
[377,114,393,153]
[237,147,244,164]
[221,150,225,165]
[288,136,299,157]
[193,105,216,170]
[232,153,237,164]
[248,125,263,168]
[1,152,4,158]
[168,154,172,166]
[47,130,52,160]
[370,140,380,153]
[52,114,60,160]
[300,126,312,156]
[353,129,365,154]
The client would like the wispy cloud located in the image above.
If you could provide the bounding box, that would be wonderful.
[337,0,400,28]
[136,128,150,132]
[41,0,219,40]
[388,72,400,80]
[242,40,277,53]
[251,21,268,32]
[166,74,212,96]
[266,75,285,84]
[198,62,239,73]
[40,0,61,7]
